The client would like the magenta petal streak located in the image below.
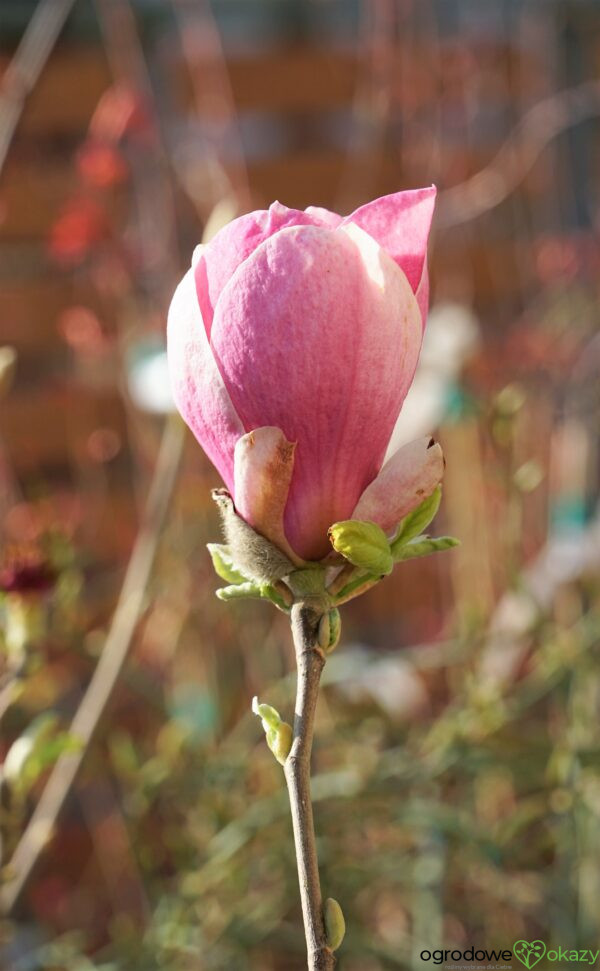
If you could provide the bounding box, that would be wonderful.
[343,186,436,326]
[194,202,342,337]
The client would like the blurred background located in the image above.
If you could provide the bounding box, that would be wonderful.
[1,1,600,968]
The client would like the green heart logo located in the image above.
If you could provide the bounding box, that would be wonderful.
[513,940,546,969]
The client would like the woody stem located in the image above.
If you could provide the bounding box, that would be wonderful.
[284,601,335,971]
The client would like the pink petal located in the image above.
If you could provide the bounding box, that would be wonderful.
[414,261,430,329]
[194,201,342,338]
[304,205,343,228]
[351,437,444,536]
[233,426,302,564]
[342,186,436,319]
[210,222,422,560]
[167,265,244,491]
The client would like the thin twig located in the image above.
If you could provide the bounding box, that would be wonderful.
[0,0,77,177]
[437,79,600,229]
[0,417,185,915]
[284,602,335,971]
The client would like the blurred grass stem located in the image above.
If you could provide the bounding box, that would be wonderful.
[0,417,184,915]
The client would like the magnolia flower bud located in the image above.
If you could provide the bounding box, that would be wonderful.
[167,190,444,564]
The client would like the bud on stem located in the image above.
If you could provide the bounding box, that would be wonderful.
[252,696,292,766]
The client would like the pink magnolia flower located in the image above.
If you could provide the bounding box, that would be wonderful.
[167,188,443,561]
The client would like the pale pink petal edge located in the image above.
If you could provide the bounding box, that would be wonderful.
[351,436,444,536]
[167,265,244,491]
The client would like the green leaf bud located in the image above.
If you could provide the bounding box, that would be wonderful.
[328,520,393,575]
[324,897,346,951]
[252,697,293,764]
[317,612,330,650]
[318,608,341,653]
[266,720,292,765]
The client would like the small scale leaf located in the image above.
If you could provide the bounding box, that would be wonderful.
[259,583,292,612]
[328,520,393,576]
[326,608,342,653]
[319,608,342,653]
[334,571,375,603]
[324,897,346,951]
[391,486,442,552]
[207,543,249,585]
[317,613,330,650]
[394,535,460,562]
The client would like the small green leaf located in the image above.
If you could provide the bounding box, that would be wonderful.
[394,535,460,562]
[391,486,442,552]
[207,543,249,585]
[328,520,393,576]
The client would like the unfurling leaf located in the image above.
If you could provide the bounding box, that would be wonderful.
[252,696,281,732]
[328,520,393,576]
[207,543,249,584]
[394,535,460,562]
[391,485,442,552]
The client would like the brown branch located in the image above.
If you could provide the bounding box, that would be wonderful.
[437,79,600,229]
[0,417,185,915]
[284,602,335,971]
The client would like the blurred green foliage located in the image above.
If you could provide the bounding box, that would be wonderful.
[3,464,600,970]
